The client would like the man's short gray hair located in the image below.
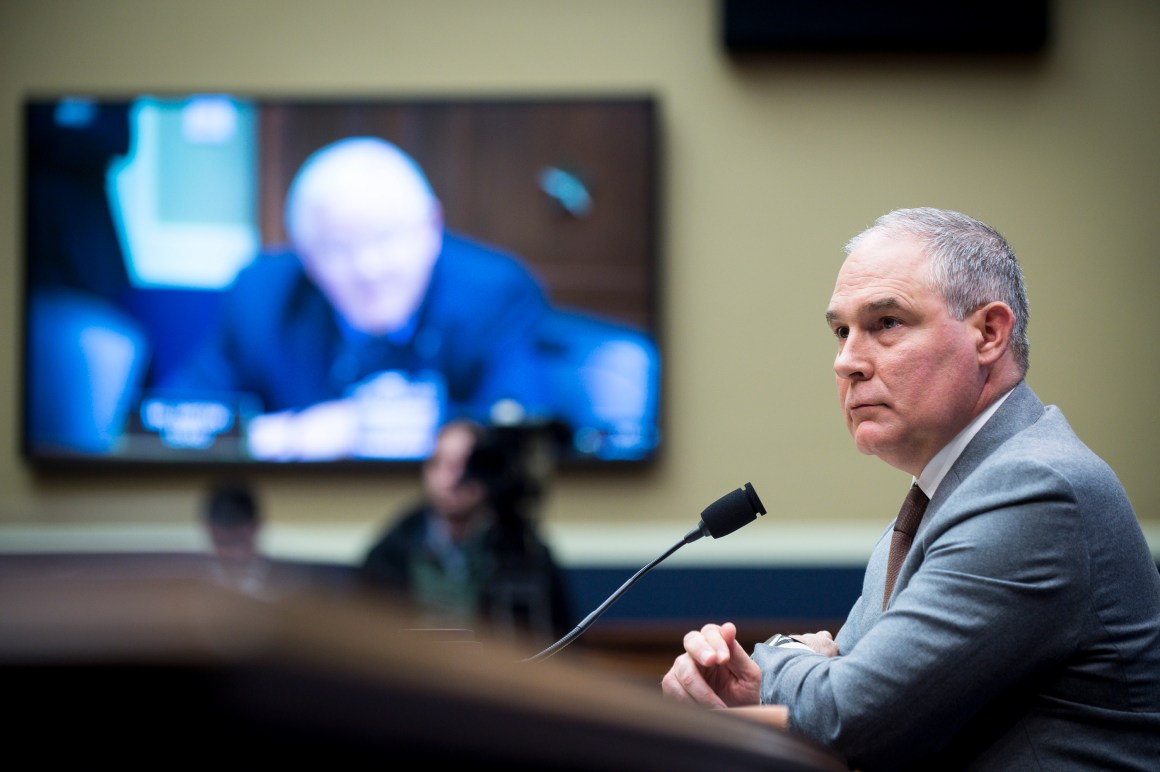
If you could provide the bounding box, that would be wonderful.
[845,207,1031,374]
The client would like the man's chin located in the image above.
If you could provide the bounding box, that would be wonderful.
[347,314,409,337]
[851,425,891,457]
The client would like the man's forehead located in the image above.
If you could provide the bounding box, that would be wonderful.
[825,295,905,324]
[847,230,926,267]
[830,231,929,297]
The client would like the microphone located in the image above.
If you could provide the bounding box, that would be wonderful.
[685,481,767,542]
[523,482,766,663]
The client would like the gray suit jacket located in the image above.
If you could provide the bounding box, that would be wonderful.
[753,381,1160,771]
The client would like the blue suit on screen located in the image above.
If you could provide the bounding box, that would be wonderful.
[161,232,553,425]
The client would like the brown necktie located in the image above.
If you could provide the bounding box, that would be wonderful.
[882,483,930,609]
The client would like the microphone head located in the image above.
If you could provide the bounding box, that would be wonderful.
[698,482,766,539]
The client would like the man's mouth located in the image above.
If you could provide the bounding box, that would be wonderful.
[848,401,884,413]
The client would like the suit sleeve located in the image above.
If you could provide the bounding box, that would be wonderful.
[427,238,553,419]
[754,460,1089,770]
[470,260,552,413]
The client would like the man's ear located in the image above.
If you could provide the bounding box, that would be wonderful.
[973,301,1015,366]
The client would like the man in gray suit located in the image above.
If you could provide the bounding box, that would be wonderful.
[661,208,1160,770]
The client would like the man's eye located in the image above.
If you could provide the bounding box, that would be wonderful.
[833,326,849,340]
[880,317,900,330]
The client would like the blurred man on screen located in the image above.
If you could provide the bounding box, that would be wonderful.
[161,137,552,460]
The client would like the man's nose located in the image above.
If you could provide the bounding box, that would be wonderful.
[834,333,870,381]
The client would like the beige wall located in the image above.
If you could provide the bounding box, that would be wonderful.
[1,0,1157,565]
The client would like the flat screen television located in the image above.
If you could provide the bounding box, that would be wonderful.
[21,93,661,470]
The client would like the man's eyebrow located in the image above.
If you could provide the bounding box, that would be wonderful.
[825,296,904,325]
[866,297,904,313]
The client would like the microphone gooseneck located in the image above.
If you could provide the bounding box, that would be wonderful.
[522,482,766,664]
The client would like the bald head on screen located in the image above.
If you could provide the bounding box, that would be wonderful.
[284,137,445,337]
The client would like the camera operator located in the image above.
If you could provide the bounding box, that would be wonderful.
[359,418,574,644]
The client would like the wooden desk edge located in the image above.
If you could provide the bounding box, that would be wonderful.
[724,704,790,730]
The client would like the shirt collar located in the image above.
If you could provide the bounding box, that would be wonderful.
[916,386,1016,498]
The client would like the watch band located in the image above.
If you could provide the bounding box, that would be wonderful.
[764,633,802,647]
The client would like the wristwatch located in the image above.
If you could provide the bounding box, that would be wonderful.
[765,633,806,647]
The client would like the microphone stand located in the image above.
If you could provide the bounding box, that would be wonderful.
[522,524,706,664]
[522,482,765,664]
